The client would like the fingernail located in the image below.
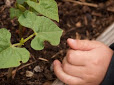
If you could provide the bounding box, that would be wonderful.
[68,38,75,42]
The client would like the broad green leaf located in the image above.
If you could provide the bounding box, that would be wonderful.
[26,0,59,22]
[0,28,11,52]
[17,0,27,4]
[0,28,30,68]
[10,8,23,19]
[18,11,62,50]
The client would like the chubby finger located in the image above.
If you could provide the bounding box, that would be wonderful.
[53,60,85,85]
[67,38,100,51]
[66,50,89,66]
[62,58,85,78]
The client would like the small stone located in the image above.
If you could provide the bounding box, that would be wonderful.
[34,66,42,72]
[26,71,34,77]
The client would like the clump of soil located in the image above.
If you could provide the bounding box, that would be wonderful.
[0,0,114,85]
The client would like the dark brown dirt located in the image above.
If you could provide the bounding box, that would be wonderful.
[0,0,114,85]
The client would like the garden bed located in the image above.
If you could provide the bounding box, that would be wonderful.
[0,0,114,85]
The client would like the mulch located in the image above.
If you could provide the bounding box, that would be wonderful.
[0,0,114,85]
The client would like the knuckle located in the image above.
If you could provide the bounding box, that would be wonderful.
[84,71,96,83]
[92,59,101,66]
[67,50,81,64]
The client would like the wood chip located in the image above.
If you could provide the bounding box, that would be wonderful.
[34,66,42,72]
[39,58,48,62]
[75,22,82,27]
[26,71,34,77]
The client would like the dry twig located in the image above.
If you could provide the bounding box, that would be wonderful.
[63,0,98,8]
[51,50,66,58]
[63,0,114,12]
[38,58,49,62]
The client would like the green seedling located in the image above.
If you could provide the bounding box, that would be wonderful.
[0,0,62,78]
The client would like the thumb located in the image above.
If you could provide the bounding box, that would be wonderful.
[67,38,99,51]
[53,60,84,85]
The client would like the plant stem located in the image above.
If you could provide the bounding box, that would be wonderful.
[12,43,20,47]
[24,33,36,43]
[7,68,13,79]
[12,33,36,47]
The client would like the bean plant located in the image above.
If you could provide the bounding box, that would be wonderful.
[0,0,62,71]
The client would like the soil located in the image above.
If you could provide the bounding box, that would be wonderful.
[0,0,114,85]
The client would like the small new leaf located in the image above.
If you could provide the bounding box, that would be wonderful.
[18,11,62,50]
[26,0,59,22]
[10,8,23,19]
[0,28,30,68]
[17,4,26,12]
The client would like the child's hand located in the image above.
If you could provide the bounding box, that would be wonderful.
[53,38,113,85]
